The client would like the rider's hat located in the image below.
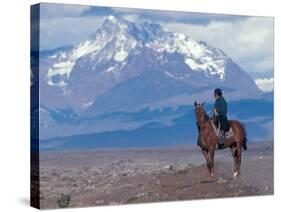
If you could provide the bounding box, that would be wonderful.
[214,88,223,96]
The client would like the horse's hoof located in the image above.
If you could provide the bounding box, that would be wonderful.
[208,175,215,181]
[233,172,240,179]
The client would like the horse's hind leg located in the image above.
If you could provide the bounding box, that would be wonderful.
[231,146,242,178]
[236,146,242,177]
[201,150,211,180]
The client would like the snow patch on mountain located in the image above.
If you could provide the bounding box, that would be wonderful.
[165,71,184,80]
[114,50,128,62]
[146,31,227,80]
[47,16,140,87]
[82,101,93,108]
[113,34,137,62]
[47,61,75,78]
[47,40,105,86]
[107,15,117,23]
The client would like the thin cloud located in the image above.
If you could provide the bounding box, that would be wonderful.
[112,7,248,25]
[40,3,90,19]
[40,16,104,50]
[80,6,116,17]
[255,78,274,92]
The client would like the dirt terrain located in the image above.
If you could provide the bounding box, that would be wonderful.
[39,142,273,209]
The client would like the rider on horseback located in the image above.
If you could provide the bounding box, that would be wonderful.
[194,92,247,179]
[212,88,229,149]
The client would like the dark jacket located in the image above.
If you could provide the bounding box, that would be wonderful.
[214,96,227,116]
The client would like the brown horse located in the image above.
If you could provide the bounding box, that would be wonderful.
[194,101,247,180]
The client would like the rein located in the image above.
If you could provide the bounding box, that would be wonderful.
[196,106,219,135]
[198,118,220,136]
[210,119,220,136]
[198,119,208,130]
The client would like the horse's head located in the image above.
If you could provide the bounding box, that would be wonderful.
[194,101,209,125]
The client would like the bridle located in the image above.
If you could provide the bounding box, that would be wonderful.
[195,105,210,130]
[195,105,221,135]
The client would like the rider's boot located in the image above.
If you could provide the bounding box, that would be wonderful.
[218,131,225,149]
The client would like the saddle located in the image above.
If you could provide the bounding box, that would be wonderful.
[211,117,233,139]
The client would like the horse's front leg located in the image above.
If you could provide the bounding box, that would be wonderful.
[201,149,212,180]
[209,149,215,179]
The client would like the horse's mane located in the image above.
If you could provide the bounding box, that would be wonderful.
[195,104,210,122]
[204,112,210,121]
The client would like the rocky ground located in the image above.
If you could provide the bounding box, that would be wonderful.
[38,142,273,209]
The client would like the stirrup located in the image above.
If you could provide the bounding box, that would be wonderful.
[218,142,224,149]
[218,133,224,149]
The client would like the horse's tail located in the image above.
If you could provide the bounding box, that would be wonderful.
[243,136,248,151]
[240,123,248,151]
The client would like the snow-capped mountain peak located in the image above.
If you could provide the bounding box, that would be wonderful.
[102,15,128,31]
[46,16,240,89]
[107,15,117,22]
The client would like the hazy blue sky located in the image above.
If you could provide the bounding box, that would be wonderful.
[38,3,274,91]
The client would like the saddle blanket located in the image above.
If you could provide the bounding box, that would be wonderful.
[211,119,233,138]
[221,128,233,139]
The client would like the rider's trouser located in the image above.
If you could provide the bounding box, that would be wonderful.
[217,114,229,132]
